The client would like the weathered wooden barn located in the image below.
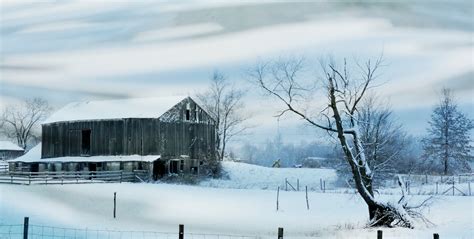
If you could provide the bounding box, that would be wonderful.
[0,141,24,160]
[9,96,217,179]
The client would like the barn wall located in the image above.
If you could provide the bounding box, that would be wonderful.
[41,119,216,160]
[42,97,216,161]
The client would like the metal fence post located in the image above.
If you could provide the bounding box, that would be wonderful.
[179,224,184,239]
[113,192,117,218]
[276,186,280,211]
[23,217,29,239]
[277,227,283,239]
[305,185,309,210]
[377,230,382,239]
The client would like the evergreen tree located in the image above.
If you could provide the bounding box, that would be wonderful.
[422,89,473,175]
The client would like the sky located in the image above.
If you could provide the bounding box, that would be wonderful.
[0,0,473,147]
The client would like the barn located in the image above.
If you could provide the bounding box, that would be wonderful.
[0,141,24,160]
[9,96,217,180]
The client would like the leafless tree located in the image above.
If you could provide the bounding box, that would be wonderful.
[197,71,250,161]
[1,98,51,150]
[249,56,426,228]
[357,96,412,178]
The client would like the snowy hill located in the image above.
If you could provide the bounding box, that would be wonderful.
[200,161,337,190]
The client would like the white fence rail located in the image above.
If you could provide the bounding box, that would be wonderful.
[0,170,149,185]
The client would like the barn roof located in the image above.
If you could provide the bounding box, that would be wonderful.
[44,96,188,124]
[0,141,23,151]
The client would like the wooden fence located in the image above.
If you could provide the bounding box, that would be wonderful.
[0,164,8,173]
[0,170,149,185]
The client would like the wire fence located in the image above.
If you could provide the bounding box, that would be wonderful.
[0,218,260,239]
[275,175,474,198]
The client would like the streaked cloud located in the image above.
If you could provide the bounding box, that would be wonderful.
[0,0,472,142]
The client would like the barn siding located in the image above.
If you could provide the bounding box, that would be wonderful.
[41,98,216,162]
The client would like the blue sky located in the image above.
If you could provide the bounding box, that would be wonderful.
[1,0,472,146]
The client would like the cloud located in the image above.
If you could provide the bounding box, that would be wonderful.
[1,1,473,143]
[2,17,392,85]
[133,23,224,42]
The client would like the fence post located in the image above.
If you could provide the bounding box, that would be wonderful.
[452,181,455,196]
[320,178,323,191]
[468,182,471,196]
[276,186,280,211]
[277,227,284,239]
[433,233,439,239]
[436,182,438,194]
[285,178,288,191]
[297,179,299,191]
[28,174,31,185]
[179,224,184,239]
[120,171,123,183]
[377,230,382,239]
[305,186,309,210]
[11,175,13,184]
[425,174,428,184]
[23,217,29,239]
[113,192,117,218]
[323,180,326,193]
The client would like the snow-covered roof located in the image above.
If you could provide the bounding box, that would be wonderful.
[0,141,23,151]
[11,144,160,163]
[44,96,187,124]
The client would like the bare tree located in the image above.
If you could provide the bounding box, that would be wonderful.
[249,56,425,228]
[197,71,250,161]
[422,88,473,175]
[1,98,51,150]
[357,96,412,178]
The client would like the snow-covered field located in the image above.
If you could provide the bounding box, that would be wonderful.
[200,161,337,190]
[0,162,472,239]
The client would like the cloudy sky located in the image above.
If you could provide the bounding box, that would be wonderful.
[0,0,473,146]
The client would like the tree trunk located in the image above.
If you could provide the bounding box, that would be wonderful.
[328,77,411,227]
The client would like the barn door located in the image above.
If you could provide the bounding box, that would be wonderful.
[81,129,91,155]
[68,130,81,156]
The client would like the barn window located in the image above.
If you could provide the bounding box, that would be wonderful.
[170,160,179,174]
[185,103,191,121]
[195,108,199,122]
[81,129,91,155]
[185,109,190,121]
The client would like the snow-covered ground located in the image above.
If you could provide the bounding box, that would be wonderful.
[0,162,472,238]
[0,183,472,239]
[200,161,337,190]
